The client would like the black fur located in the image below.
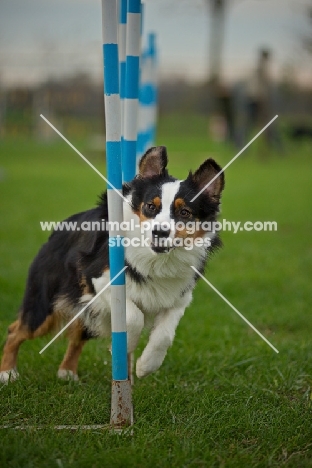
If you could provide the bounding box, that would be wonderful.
[21,205,109,332]
[129,173,176,216]
[125,261,147,285]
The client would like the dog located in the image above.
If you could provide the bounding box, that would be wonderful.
[0,146,225,383]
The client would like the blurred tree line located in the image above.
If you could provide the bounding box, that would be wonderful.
[0,72,311,140]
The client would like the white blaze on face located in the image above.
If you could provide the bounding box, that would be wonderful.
[154,180,181,240]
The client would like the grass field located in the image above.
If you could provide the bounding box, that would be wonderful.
[1,114,312,467]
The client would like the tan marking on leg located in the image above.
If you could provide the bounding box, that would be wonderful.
[1,310,63,373]
[58,320,87,375]
[32,312,61,338]
[58,341,86,376]
[0,319,30,372]
[7,320,19,334]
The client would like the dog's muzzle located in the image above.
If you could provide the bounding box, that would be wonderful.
[151,227,172,253]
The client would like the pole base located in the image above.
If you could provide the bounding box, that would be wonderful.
[110,379,133,430]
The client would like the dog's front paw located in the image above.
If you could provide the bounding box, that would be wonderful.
[136,356,162,378]
[136,357,150,378]
[0,368,19,384]
[57,369,79,381]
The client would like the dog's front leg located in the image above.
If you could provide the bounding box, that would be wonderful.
[136,307,185,378]
[126,299,144,353]
[125,300,144,384]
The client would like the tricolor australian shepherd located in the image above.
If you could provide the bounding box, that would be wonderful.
[0,146,224,383]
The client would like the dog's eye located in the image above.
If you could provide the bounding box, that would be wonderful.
[146,203,156,212]
[180,208,191,218]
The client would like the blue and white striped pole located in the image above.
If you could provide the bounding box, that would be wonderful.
[147,32,158,148]
[137,32,158,160]
[122,0,141,183]
[101,0,132,428]
[119,0,127,135]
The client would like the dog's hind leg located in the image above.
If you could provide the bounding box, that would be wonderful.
[0,312,61,384]
[0,318,30,383]
[57,320,87,381]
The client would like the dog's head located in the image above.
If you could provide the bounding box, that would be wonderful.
[126,146,225,254]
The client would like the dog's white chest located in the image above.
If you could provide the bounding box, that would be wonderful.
[126,275,190,314]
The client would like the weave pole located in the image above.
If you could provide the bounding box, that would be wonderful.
[119,0,127,135]
[137,32,158,160]
[122,0,142,183]
[101,0,133,429]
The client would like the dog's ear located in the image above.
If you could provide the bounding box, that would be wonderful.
[192,158,225,200]
[138,146,168,178]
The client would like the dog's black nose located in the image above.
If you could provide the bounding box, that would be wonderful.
[152,227,170,239]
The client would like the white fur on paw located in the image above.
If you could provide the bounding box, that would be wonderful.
[57,369,79,381]
[136,352,166,378]
[136,357,154,379]
[0,368,19,384]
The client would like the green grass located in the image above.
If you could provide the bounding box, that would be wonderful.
[1,115,312,467]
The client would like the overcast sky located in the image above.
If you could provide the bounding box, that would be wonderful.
[0,0,311,87]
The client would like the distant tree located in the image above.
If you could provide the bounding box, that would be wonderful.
[303,2,312,53]
[206,0,227,84]
[206,0,247,84]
